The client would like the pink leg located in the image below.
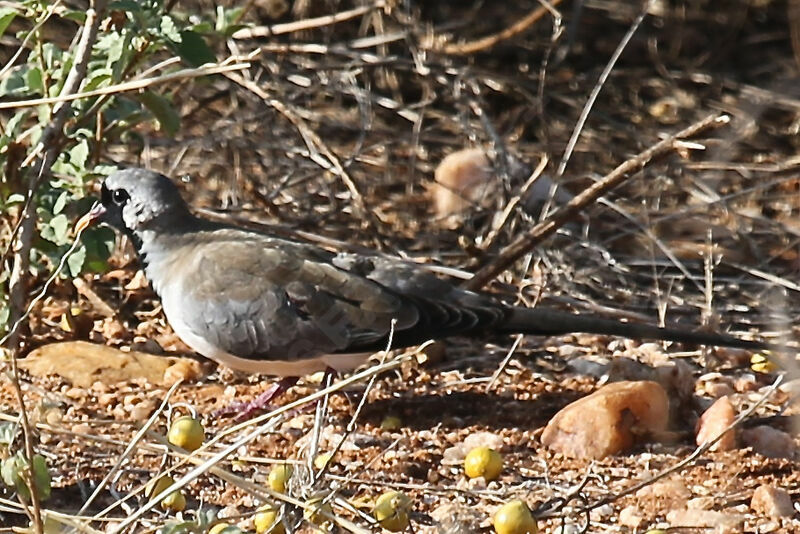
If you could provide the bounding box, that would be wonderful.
[214,376,299,420]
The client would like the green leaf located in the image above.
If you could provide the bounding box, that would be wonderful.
[83,71,111,92]
[136,91,180,136]
[81,226,115,273]
[67,245,86,277]
[6,193,24,204]
[68,139,90,170]
[0,8,16,40]
[0,66,28,97]
[31,454,51,502]
[62,10,87,23]
[90,164,119,177]
[1,454,22,488]
[52,191,68,214]
[24,66,43,95]
[0,422,15,445]
[160,15,182,42]
[216,6,246,37]
[173,30,215,67]
[0,452,48,502]
[41,214,70,245]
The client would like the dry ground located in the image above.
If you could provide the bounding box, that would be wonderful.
[3,0,800,532]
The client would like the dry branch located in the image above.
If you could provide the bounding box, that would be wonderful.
[464,113,731,290]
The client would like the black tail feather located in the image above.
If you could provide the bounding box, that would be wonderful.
[501,307,780,352]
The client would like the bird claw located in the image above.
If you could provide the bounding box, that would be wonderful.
[213,376,299,420]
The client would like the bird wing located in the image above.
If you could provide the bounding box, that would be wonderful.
[162,230,507,362]
[166,231,419,361]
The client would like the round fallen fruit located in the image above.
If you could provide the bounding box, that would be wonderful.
[314,453,333,470]
[372,490,412,532]
[254,503,285,534]
[464,446,503,480]
[208,524,230,534]
[751,352,777,374]
[160,490,186,512]
[304,493,333,526]
[493,500,537,534]
[145,474,175,501]
[268,464,293,493]
[168,415,205,452]
[380,415,402,431]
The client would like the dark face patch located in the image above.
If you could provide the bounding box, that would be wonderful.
[97,181,129,231]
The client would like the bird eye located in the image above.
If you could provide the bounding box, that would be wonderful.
[111,189,129,205]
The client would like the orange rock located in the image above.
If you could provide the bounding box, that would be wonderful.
[22,341,205,387]
[695,396,737,451]
[541,380,669,459]
[666,509,744,532]
[430,148,493,223]
[751,484,794,517]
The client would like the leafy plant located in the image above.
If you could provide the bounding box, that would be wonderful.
[1,451,51,503]
[0,0,239,337]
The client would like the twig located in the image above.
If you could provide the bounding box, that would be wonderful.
[111,352,413,532]
[3,6,105,531]
[437,0,563,55]
[0,1,63,81]
[478,155,549,251]
[224,71,370,220]
[75,381,183,517]
[485,334,523,392]
[464,113,731,290]
[232,1,387,39]
[556,0,654,177]
[0,60,251,112]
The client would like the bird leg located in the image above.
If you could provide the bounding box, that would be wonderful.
[214,368,344,420]
[214,376,300,420]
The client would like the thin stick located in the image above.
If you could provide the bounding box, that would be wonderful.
[439,0,563,55]
[556,0,654,177]
[0,61,250,112]
[232,1,386,39]
[224,71,369,219]
[111,353,412,532]
[76,381,183,515]
[464,113,731,291]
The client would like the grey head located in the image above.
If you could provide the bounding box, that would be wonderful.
[89,168,194,235]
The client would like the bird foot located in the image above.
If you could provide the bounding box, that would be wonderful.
[214,376,299,420]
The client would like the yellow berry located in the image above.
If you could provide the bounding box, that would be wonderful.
[145,474,175,501]
[751,353,778,373]
[464,446,503,480]
[209,524,230,534]
[168,416,205,452]
[254,504,285,534]
[372,491,412,532]
[268,464,293,493]
[493,500,537,534]
[160,490,186,512]
[304,493,333,526]
[380,415,402,431]
[314,453,333,470]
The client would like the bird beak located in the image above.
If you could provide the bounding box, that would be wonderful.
[75,201,107,233]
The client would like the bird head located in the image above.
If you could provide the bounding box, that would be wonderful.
[77,168,192,234]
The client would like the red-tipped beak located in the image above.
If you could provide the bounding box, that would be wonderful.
[75,201,106,233]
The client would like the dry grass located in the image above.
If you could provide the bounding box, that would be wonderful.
[3,0,800,532]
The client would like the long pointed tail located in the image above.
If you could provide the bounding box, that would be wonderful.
[501,307,778,352]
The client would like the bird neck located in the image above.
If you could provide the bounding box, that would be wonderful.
[128,212,220,296]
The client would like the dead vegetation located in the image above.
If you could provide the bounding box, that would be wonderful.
[2,0,800,532]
